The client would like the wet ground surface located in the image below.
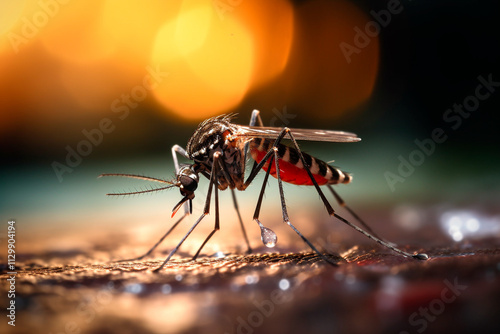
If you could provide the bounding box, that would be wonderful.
[2,207,500,334]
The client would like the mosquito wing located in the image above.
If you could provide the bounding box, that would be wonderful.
[234,126,361,143]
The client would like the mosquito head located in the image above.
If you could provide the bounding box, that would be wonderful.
[176,165,199,199]
[170,164,199,217]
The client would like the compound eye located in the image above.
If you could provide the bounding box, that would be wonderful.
[179,175,198,192]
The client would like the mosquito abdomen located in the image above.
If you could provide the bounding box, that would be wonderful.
[249,138,351,186]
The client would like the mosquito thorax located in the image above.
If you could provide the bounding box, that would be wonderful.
[185,115,246,190]
[186,115,238,162]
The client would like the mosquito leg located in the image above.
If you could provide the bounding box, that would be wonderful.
[116,211,188,262]
[267,148,338,265]
[326,185,384,240]
[283,129,428,261]
[192,155,248,259]
[243,108,266,237]
[191,190,219,260]
[210,154,252,254]
[231,188,252,254]
[242,130,334,258]
[250,154,279,248]
[192,152,223,261]
[244,109,265,163]
[171,144,189,173]
[153,154,219,272]
[253,156,273,221]
[243,128,290,188]
[250,109,264,127]
[152,212,207,272]
[333,212,429,260]
[172,145,191,215]
[215,157,235,189]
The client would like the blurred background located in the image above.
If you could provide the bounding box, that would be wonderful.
[1,1,500,333]
[1,0,499,252]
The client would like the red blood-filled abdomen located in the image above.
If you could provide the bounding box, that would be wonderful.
[250,149,329,186]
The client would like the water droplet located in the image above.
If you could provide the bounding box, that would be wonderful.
[279,279,290,291]
[466,218,479,232]
[125,283,143,294]
[255,219,277,248]
[414,253,429,260]
[161,284,172,294]
[451,230,463,242]
[245,274,259,285]
[214,251,226,259]
[175,274,183,281]
[260,226,277,248]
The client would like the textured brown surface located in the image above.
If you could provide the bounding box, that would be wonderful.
[2,231,500,334]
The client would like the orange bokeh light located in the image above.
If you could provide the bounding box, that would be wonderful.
[0,1,26,36]
[39,1,114,65]
[99,1,177,64]
[0,0,378,138]
[282,0,380,120]
[151,0,294,121]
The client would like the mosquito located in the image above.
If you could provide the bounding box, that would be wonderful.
[100,110,428,272]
